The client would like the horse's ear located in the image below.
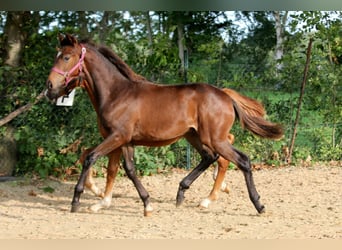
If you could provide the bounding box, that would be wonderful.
[57,33,65,44]
[58,33,78,47]
[65,33,78,45]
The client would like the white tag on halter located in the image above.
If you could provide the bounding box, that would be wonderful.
[56,89,76,106]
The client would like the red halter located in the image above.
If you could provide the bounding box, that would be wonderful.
[51,45,86,85]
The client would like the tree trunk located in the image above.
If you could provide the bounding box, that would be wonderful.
[4,12,27,66]
[145,11,153,48]
[177,21,185,77]
[77,11,88,37]
[3,11,39,67]
[97,11,110,44]
[145,11,157,81]
[0,126,17,176]
[273,11,288,71]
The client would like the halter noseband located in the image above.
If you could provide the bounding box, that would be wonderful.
[51,45,86,86]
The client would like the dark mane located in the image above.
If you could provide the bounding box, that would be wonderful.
[80,38,96,47]
[78,37,146,82]
[96,45,147,83]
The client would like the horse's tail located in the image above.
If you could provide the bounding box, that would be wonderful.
[222,88,266,117]
[225,88,283,140]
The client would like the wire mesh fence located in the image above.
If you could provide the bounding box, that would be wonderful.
[1,72,341,178]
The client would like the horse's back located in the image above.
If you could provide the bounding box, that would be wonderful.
[139,82,232,105]
[149,82,236,128]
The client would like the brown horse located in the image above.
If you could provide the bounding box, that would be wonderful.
[83,88,265,212]
[81,87,263,212]
[83,88,265,211]
[82,107,234,213]
[45,34,283,216]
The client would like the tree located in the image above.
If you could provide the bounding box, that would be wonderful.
[177,17,186,77]
[145,11,153,48]
[273,11,288,71]
[3,11,39,66]
[0,11,340,178]
[76,11,88,37]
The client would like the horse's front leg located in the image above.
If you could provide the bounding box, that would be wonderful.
[71,134,124,213]
[71,154,94,212]
[81,147,105,198]
[121,145,153,217]
[90,149,122,212]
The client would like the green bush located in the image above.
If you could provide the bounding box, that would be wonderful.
[1,21,341,179]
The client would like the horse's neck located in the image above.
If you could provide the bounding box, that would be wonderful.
[81,79,100,115]
[84,48,132,103]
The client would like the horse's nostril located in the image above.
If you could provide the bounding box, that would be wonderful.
[47,80,53,89]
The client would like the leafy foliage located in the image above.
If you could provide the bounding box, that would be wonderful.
[0,11,341,179]
[134,146,176,176]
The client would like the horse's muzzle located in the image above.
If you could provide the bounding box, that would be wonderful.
[44,89,58,103]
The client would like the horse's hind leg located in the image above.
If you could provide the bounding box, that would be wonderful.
[200,133,234,208]
[176,133,218,207]
[215,158,230,193]
[200,156,229,208]
[90,149,122,212]
[176,148,218,207]
[121,145,153,217]
[238,150,265,213]
[214,141,265,213]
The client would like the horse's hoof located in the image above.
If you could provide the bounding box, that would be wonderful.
[220,183,230,193]
[199,198,211,208]
[89,204,101,213]
[71,204,80,213]
[176,199,183,207]
[176,193,185,207]
[144,210,153,217]
[257,205,265,214]
[89,197,112,213]
[144,204,153,217]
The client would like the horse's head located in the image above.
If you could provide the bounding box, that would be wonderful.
[45,33,86,101]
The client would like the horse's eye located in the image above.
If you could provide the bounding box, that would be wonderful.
[63,56,70,62]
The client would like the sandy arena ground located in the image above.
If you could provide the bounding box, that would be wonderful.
[0,165,341,239]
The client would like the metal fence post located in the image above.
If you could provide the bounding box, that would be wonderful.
[184,49,191,170]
